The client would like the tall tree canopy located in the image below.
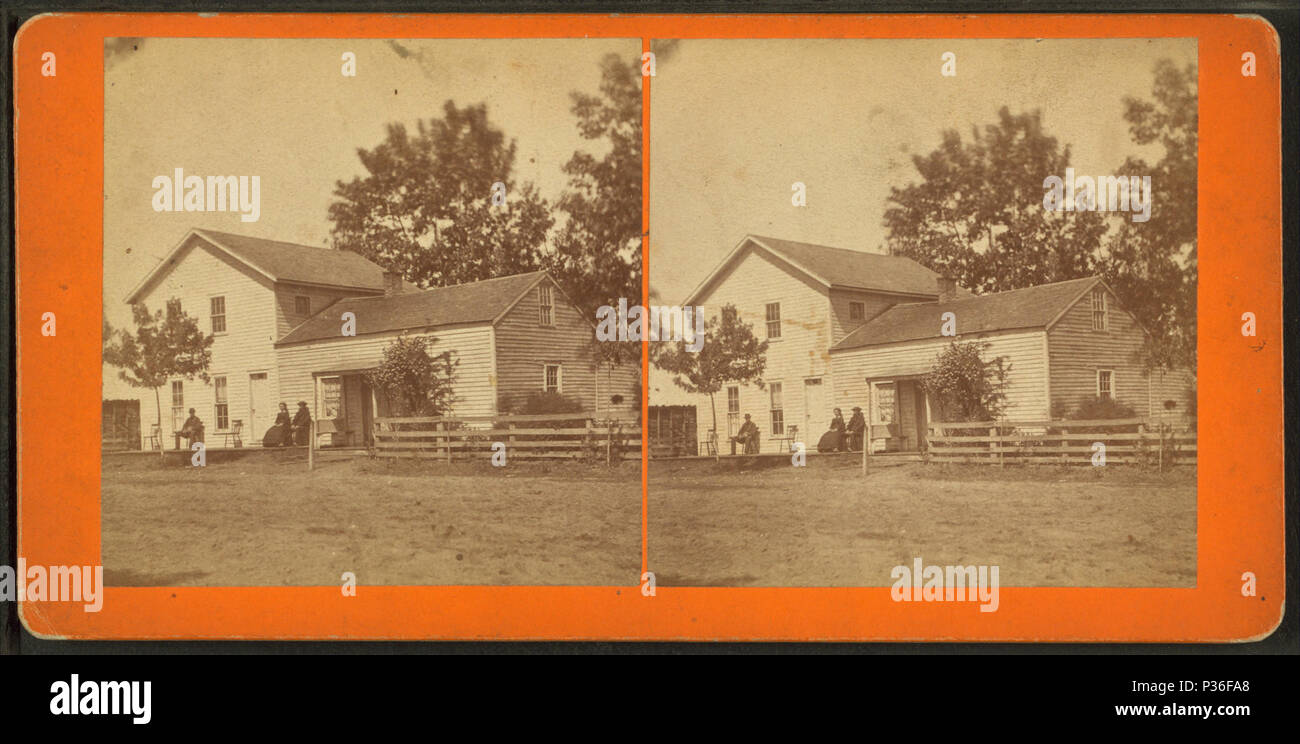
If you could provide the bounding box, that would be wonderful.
[328,101,553,288]
[883,107,1107,293]
[1101,59,1197,370]
[545,53,642,364]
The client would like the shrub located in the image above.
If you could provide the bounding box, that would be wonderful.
[921,340,1011,422]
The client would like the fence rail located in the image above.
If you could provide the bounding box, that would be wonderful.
[926,417,1196,467]
[371,412,639,463]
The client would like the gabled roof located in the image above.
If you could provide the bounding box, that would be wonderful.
[277,270,550,346]
[125,228,397,303]
[831,276,1104,351]
[684,234,946,304]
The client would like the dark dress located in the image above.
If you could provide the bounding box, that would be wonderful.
[262,411,292,447]
[817,430,844,453]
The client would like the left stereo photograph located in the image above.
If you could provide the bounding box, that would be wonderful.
[99,37,645,588]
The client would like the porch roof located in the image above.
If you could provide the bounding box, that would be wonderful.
[831,276,1101,351]
[277,270,548,345]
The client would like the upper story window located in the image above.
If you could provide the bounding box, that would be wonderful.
[210,296,226,334]
[1090,289,1109,331]
[538,285,554,326]
[765,302,782,339]
[849,301,865,321]
[294,296,311,315]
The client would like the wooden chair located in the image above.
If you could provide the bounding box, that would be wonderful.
[145,423,162,451]
[216,420,244,448]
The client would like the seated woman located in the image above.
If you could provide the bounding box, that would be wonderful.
[818,408,846,452]
[262,402,293,447]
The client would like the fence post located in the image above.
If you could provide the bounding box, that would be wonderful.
[444,421,453,464]
[988,426,997,466]
[606,420,613,466]
[1137,421,1147,470]
[308,418,315,471]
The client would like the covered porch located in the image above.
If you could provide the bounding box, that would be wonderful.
[311,369,395,449]
[862,374,932,454]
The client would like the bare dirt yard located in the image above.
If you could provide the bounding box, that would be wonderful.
[648,455,1196,587]
[102,449,640,587]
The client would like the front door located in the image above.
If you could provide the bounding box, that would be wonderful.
[248,373,270,441]
[803,377,827,436]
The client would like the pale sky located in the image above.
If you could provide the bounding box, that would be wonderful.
[648,38,1197,303]
[103,37,638,398]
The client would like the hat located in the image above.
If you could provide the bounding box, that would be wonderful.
[297,401,308,407]
[852,406,862,411]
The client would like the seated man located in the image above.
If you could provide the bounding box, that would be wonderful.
[179,408,205,447]
[731,413,760,454]
[846,406,866,452]
[291,401,312,446]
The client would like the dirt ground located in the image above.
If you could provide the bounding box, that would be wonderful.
[648,455,1196,587]
[101,449,640,587]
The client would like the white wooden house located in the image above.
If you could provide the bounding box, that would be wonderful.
[830,276,1195,453]
[275,270,638,447]
[666,234,949,453]
[656,234,1194,455]
[115,228,637,450]
[121,228,396,449]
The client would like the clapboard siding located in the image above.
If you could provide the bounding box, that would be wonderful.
[274,283,382,340]
[685,246,835,449]
[1147,366,1197,420]
[132,237,279,449]
[275,324,496,419]
[830,329,1050,421]
[1047,286,1153,416]
[493,276,638,420]
[828,287,924,345]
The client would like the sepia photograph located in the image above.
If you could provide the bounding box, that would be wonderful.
[647,38,1198,590]
[98,38,644,587]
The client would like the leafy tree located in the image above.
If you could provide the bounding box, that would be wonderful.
[103,299,214,439]
[328,101,553,288]
[921,340,1011,422]
[1101,59,1197,371]
[883,107,1107,293]
[365,333,458,416]
[546,53,642,366]
[654,304,767,446]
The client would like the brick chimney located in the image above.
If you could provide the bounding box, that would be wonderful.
[383,270,403,296]
[937,275,958,302]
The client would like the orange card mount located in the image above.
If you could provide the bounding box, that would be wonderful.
[13,13,1283,641]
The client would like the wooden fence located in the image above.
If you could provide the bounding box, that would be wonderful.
[371,412,640,463]
[926,417,1196,468]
